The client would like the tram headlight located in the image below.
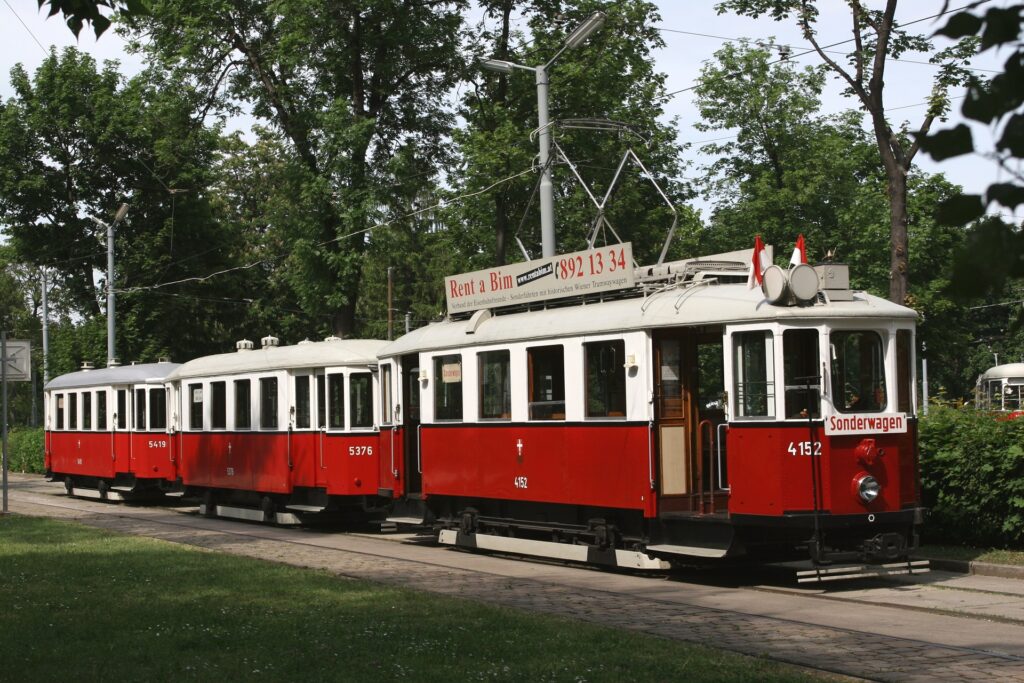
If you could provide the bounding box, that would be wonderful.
[855,474,880,504]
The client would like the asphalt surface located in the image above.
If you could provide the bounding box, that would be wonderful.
[4,474,1024,683]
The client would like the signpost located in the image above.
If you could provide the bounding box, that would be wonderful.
[2,334,31,514]
[444,243,635,314]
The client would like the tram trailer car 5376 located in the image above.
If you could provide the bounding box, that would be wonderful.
[382,251,927,577]
[166,336,391,523]
[44,361,181,500]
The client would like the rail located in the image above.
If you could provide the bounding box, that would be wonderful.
[716,422,730,491]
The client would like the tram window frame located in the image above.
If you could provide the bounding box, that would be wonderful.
[327,373,345,430]
[69,393,79,430]
[97,390,107,431]
[380,365,393,425]
[294,375,311,430]
[189,383,204,430]
[584,340,626,418]
[434,354,463,422]
[210,381,227,430]
[830,330,888,414]
[528,345,566,421]
[149,388,167,430]
[1007,382,1024,412]
[349,372,374,429]
[259,377,279,430]
[134,389,146,430]
[56,393,65,430]
[82,391,92,430]
[234,379,252,430]
[478,350,511,420]
[732,330,775,419]
[782,329,821,420]
[316,374,326,429]
[117,389,127,430]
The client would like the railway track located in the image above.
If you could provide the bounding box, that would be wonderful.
[6,475,1024,683]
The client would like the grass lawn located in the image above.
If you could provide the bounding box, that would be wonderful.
[0,515,828,682]
[919,544,1024,566]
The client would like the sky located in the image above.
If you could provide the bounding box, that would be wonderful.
[0,0,1019,224]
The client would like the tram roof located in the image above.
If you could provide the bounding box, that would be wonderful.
[381,282,917,356]
[979,363,1024,382]
[45,361,181,391]
[167,339,388,380]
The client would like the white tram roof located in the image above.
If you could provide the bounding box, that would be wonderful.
[45,361,181,391]
[381,283,917,357]
[979,363,1024,382]
[167,338,388,381]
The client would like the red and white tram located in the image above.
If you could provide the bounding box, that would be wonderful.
[44,361,181,499]
[166,336,390,523]
[382,248,926,577]
[975,362,1024,419]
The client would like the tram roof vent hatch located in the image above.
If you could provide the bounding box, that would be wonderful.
[814,264,853,302]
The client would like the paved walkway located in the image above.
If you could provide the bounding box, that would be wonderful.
[6,476,1024,683]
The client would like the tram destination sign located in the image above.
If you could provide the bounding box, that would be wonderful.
[445,243,635,314]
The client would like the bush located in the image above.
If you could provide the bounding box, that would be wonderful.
[919,405,1024,548]
[6,427,44,474]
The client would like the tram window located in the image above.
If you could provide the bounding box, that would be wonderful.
[150,388,167,430]
[235,380,251,429]
[896,330,913,414]
[1007,383,1024,411]
[83,392,92,430]
[97,391,107,431]
[69,393,79,429]
[56,394,65,430]
[783,329,820,419]
[260,377,279,429]
[528,345,565,420]
[434,354,463,421]
[316,374,326,428]
[117,390,127,429]
[380,365,393,424]
[211,381,226,429]
[986,380,1002,410]
[135,389,146,430]
[295,375,311,429]
[585,341,626,418]
[479,351,510,420]
[830,331,887,413]
[327,374,344,429]
[657,338,684,418]
[189,383,204,430]
[733,331,775,418]
[350,373,374,428]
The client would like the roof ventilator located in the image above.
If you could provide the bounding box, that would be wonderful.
[81,361,94,371]
[261,335,280,349]
[236,339,255,352]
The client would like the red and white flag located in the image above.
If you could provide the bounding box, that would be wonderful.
[790,233,807,267]
[747,235,770,289]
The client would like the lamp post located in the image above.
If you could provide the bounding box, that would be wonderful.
[480,11,605,259]
[90,203,129,367]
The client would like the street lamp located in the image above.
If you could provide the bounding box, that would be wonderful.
[480,11,606,259]
[90,203,129,367]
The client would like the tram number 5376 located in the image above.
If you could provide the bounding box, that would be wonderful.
[787,440,822,457]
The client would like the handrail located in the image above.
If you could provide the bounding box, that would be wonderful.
[417,424,423,473]
[647,420,655,490]
[717,422,730,491]
[390,426,398,478]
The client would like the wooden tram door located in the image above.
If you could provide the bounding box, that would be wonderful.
[654,329,728,514]
[401,354,422,496]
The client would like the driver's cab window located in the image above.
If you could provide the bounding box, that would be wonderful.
[783,329,820,419]
[733,330,775,419]
[830,331,887,413]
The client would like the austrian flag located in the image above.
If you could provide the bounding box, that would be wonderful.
[790,233,808,267]
[747,235,770,289]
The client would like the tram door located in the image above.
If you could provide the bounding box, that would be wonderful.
[654,329,727,514]
[401,354,422,496]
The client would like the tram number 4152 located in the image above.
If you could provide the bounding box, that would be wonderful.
[787,440,822,457]
[513,476,528,489]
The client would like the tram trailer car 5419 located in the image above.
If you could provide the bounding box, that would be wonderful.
[166,336,391,523]
[44,361,181,499]
[382,250,927,577]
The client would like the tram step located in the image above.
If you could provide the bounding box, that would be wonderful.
[646,543,729,559]
[285,504,325,513]
[386,516,427,525]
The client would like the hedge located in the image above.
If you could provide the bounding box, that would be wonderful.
[5,427,44,474]
[919,405,1024,548]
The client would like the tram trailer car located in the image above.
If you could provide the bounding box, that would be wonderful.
[44,361,181,500]
[975,363,1024,420]
[383,254,926,577]
[167,336,391,523]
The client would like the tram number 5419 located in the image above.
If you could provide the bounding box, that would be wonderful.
[787,441,822,457]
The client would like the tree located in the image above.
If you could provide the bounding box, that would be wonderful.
[716,0,977,306]
[38,0,149,37]
[124,0,467,337]
[454,0,694,270]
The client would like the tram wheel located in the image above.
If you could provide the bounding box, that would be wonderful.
[202,490,217,518]
[64,476,74,496]
[97,479,109,500]
[260,496,276,524]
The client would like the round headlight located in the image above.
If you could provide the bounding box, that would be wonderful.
[856,474,880,503]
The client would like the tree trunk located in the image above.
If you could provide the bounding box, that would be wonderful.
[887,167,909,306]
